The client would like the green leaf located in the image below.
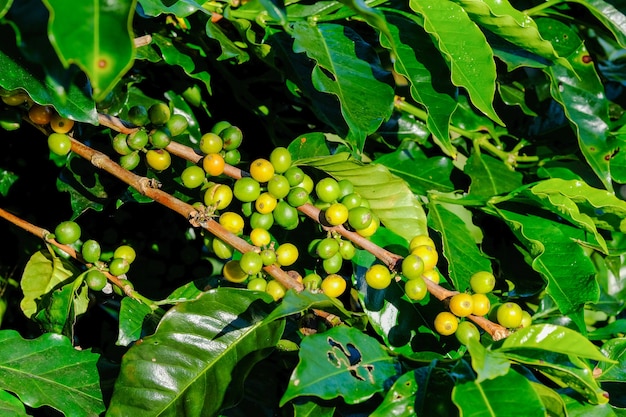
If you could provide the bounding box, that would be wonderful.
[498,81,538,117]
[264,289,351,323]
[568,0,626,47]
[280,326,399,405]
[452,368,545,416]
[465,152,524,199]
[375,141,456,195]
[598,337,626,382]
[116,297,163,346]
[370,370,418,417]
[292,400,335,417]
[0,330,104,416]
[0,0,12,19]
[19,249,78,318]
[499,324,612,362]
[291,21,395,152]
[428,201,492,291]
[379,11,458,157]
[451,0,565,64]
[493,206,599,315]
[465,338,510,383]
[42,0,136,101]
[0,24,97,123]
[538,18,614,191]
[138,0,200,17]
[302,152,427,241]
[205,19,250,63]
[529,382,567,417]
[0,390,28,417]
[107,288,284,416]
[409,0,503,125]
[560,394,617,416]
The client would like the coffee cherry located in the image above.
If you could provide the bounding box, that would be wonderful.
[127,129,149,150]
[276,243,298,266]
[496,302,523,328]
[286,187,309,208]
[223,260,248,283]
[348,206,373,231]
[127,105,150,126]
[401,254,425,280]
[213,238,234,259]
[239,251,264,275]
[50,114,74,134]
[149,129,171,149]
[449,293,474,317]
[211,120,231,135]
[219,212,245,234]
[250,228,271,247]
[337,179,354,199]
[341,193,362,210]
[199,132,223,154]
[267,175,290,199]
[255,192,278,214]
[303,273,322,290]
[181,165,206,189]
[409,235,435,251]
[120,151,141,170]
[2,92,30,106]
[113,245,136,264]
[297,174,315,194]
[54,221,81,245]
[233,177,261,202]
[411,245,438,271]
[269,147,292,174]
[404,277,427,301]
[85,269,107,291]
[148,102,171,125]
[204,184,233,210]
[112,133,132,155]
[365,264,392,290]
[48,133,72,156]
[315,177,341,203]
[284,166,305,187]
[520,310,533,328]
[224,149,241,165]
[146,149,172,171]
[81,239,102,263]
[28,104,53,125]
[455,321,480,345]
[260,248,277,266]
[0,108,22,131]
[250,158,275,183]
[316,238,339,260]
[109,258,130,276]
[434,311,458,336]
[322,252,343,274]
[470,271,496,294]
[338,240,356,260]
[471,293,490,316]
[356,215,379,237]
[250,212,274,230]
[324,203,349,226]
[247,277,267,292]
[166,113,188,137]
[220,125,243,150]
[321,274,347,298]
[273,200,299,230]
[422,269,440,284]
[265,279,286,301]
[203,153,225,176]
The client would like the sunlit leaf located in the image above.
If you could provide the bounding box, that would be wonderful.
[370,370,418,417]
[280,326,399,405]
[598,337,626,382]
[465,152,524,199]
[0,330,104,416]
[264,289,351,323]
[0,390,28,417]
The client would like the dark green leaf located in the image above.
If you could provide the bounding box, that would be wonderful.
[379,11,458,157]
[569,0,626,47]
[452,368,545,416]
[465,152,524,199]
[409,0,503,125]
[291,22,394,152]
[264,289,351,323]
[0,0,12,19]
[280,326,399,405]
[0,330,104,416]
[116,297,163,346]
[303,152,427,241]
[42,0,136,101]
[370,370,418,417]
[291,401,335,417]
[498,81,538,116]
[539,18,614,191]
[107,289,284,417]
[205,19,250,63]
[493,207,599,315]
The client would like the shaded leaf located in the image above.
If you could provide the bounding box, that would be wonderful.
[302,152,427,241]
[466,338,510,383]
[529,382,567,417]
[569,0,626,47]
[493,206,599,315]
[428,201,492,291]
[380,10,458,156]
[498,81,538,116]
[0,330,104,416]
[0,0,12,19]
[291,401,335,417]
[264,289,351,324]
[291,22,394,152]
[205,19,250,63]
[137,0,200,17]
[370,370,418,417]
[452,368,545,416]
[560,394,617,416]
[599,337,626,382]
[280,326,399,405]
[465,152,523,199]
[107,288,284,416]
[409,0,503,125]
[116,297,163,346]
[0,390,29,417]
[43,0,136,101]
[20,249,78,318]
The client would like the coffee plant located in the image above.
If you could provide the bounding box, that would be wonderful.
[0,0,625,415]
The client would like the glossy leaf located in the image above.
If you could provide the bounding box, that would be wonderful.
[428,201,492,291]
[116,297,163,346]
[380,10,458,156]
[529,381,567,417]
[494,207,599,315]
[569,0,626,47]
[560,395,617,416]
[500,324,612,362]
[375,142,455,195]
[0,0,12,19]
[107,289,284,416]
[370,370,419,417]
[280,326,399,405]
[33,274,89,338]
[452,368,545,416]
[0,389,28,417]
[409,0,503,125]
[302,152,427,241]
[0,25,97,122]
[465,338,510,383]
[138,0,200,17]
[465,152,524,199]
[292,401,335,417]
[20,249,78,318]
[539,18,614,191]
[598,337,626,382]
[43,0,136,101]
[264,289,351,323]
[291,21,394,152]
[0,330,104,415]
[205,19,249,63]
